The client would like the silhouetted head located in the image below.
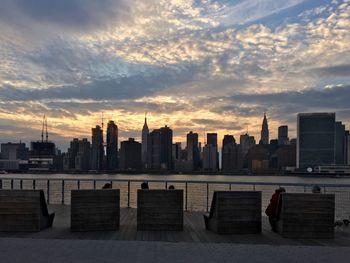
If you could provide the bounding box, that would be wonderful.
[275,187,286,194]
[141,182,149,190]
[102,183,112,189]
[312,185,321,193]
[168,185,175,190]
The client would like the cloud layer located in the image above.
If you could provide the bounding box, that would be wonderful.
[0,0,349,150]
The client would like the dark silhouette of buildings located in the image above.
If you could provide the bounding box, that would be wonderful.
[63,138,79,170]
[278,125,289,145]
[147,125,173,170]
[260,113,269,145]
[75,138,91,171]
[247,145,270,172]
[335,121,346,165]
[187,131,200,170]
[0,142,29,171]
[221,135,242,172]
[275,145,296,169]
[120,138,142,170]
[106,121,118,170]
[91,125,104,171]
[1,142,28,160]
[206,133,218,170]
[203,144,217,171]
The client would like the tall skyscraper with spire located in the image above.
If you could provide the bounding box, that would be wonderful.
[260,113,269,145]
[141,113,149,168]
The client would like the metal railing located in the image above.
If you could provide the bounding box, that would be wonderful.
[1,177,350,219]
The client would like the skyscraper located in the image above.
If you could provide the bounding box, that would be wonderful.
[260,113,269,145]
[297,113,336,169]
[187,131,200,170]
[207,133,218,148]
[335,121,346,165]
[222,135,241,172]
[63,138,79,170]
[91,125,104,171]
[106,121,118,170]
[207,133,218,169]
[240,133,256,157]
[278,125,289,145]
[75,138,91,171]
[203,144,217,171]
[141,114,149,168]
[147,125,173,170]
[120,138,142,170]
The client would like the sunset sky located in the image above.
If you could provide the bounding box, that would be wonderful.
[0,0,349,150]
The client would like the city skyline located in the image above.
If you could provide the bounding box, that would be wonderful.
[0,0,349,151]
[0,111,347,152]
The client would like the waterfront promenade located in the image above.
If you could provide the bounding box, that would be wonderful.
[1,205,350,262]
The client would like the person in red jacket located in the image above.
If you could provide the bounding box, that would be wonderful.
[265,187,286,232]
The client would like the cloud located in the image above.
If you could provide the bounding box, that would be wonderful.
[311,64,350,77]
[0,0,129,32]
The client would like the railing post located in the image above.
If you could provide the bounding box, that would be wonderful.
[185,182,188,212]
[206,183,209,212]
[11,179,13,189]
[0,179,2,189]
[93,180,96,190]
[20,179,23,190]
[165,181,168,189]
[127,181,130,208]
[61,180,65,205]
[77,180,80,190]
[33,180,36,190]
[304,186,306,193]
[229,184,232,191]
[110,181,113,188]
[47,180,50,204]
[253,184,256,191]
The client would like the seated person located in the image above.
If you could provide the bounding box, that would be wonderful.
[168,185,175,190]
[102,183,112,189]
[141,182,149,190]
[312,185,321,193]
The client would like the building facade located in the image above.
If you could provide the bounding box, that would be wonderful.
[297,113,336,169]
[119,138,142,170]
[260,113,269,145]
[278,125,289,145]
[106,120,118,170]
[91,125,104,171]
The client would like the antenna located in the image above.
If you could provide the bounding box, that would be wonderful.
[41,115,45,143]
[101,112,104,130]
[45,115,48,142]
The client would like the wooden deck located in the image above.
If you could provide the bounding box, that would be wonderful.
[1,205,350,247]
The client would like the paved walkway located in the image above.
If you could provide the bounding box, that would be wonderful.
[2,206,350,247]
[1,238,350,263]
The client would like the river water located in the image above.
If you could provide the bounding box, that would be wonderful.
[1,174,350,220]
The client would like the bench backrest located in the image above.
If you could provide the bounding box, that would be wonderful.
[137,189,183,231]
[71,189,120,231]
[278,193,335,238]
[210,191,261,234]
[0,190,48,232]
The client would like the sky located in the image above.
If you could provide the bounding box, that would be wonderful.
[0,0,349,151]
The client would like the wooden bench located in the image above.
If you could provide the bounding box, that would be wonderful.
[71,190,120,231]
[277,193,335,238]
[137,189,183,231]
[0,190,55,232]
[204,191,262,234]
